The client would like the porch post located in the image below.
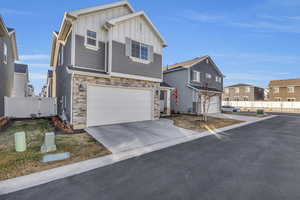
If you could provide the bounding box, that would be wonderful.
[166,90,171,116]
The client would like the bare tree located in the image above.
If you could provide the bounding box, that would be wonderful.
[199,84,220,122]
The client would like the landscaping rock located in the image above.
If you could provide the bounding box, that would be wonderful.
[41,132,57,153]
[41,152,70,163]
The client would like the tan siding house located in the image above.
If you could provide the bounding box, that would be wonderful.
[223,84,264,101]
[269,79,300,101]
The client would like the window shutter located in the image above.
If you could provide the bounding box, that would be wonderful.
[149,45,154,62]
[125,37,131,57]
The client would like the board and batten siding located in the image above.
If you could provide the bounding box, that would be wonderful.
[111,16,163,54]
[73,6,132,42]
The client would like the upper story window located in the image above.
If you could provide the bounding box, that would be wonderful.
[131,41,149,61]
[192,70,201,82]
[126,38,153,64]
[235,88,239,93]
[288,86,294,93]
[273,87,279,93]
[215,76,222,83]
[206,73,212,79]
[3,42,7,64]
[245,87,250,93]
[85,30,98,50]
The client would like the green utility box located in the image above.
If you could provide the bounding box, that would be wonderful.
[15,132,26,152]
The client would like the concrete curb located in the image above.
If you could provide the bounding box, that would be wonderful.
[0,115,277,195]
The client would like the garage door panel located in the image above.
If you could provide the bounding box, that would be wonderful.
[87,86,153,127]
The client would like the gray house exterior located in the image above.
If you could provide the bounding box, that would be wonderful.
[163,56,224,114]
[50,1,167,129]
[0,16,18,117]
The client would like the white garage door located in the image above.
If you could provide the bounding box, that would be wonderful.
[87,86,153,127]
[208,96,220,113]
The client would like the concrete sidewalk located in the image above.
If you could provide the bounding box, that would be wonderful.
[0,115,276,195]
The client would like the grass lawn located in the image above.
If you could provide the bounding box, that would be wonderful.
[167,114,244,132]
[0,119,111,181]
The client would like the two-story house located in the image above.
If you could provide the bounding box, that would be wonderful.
[223,84,264,101]
[50,1,167,129]
[0,16,19,117]
[163,56,224,114]
[269,78,300,101]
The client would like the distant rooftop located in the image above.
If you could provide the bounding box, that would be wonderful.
[269,78,300,86]
[164,56,208,72]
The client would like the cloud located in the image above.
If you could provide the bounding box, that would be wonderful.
[19,54,49,61]
[229,21,300,33]
[30,73,47,80]
[0,8,33,15]
[178,10,225,23]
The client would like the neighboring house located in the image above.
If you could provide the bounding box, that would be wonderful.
[0,16,19,117]
[163,56,224,115]
[50,1,167,129]
[223,84,264,101]
[12,63,29,97]
[264,88,269,101]
[160,82,174,116]
[27,84,35,97]
[269,78,300,101]
[45,70,53,97]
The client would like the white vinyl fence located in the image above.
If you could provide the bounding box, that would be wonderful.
[5,97,57,118]
[222,101,300,113]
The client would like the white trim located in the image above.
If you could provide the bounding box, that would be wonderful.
[71,22,76,66]
[72,66,106,72]
[68,1,135,17]
[108,26,113,74]
[66,67,110,78]
[187,84,223,94]
[192,70,200,82]
[129,56,151,64]
[110,72,162,82]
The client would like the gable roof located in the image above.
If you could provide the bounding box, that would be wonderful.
[15,63,28,73]
[106,11,167,47]
[0,16,18,61]
[164,56,224,77]
[68,0,135,17]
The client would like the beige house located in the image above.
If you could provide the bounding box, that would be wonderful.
[269,78,300,102]
[223,83,264,101]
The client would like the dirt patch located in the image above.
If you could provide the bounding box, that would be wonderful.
[0,119,111,181]
[167,114,244,132]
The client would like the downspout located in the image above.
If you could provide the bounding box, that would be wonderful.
[104,23,113,74]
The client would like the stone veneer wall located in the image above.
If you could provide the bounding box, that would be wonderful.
[72,74,160,130]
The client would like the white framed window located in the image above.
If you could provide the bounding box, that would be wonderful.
[225,88,229,94]
[235,88,239,93]
[85,30,98,50]
[3,42,7,64]
[215,76,222,83]
[287,98,295,102]
[245,87,250,93]
[288,87,294,93]
[131,40,150,61]
[206,73,212,79]
[192,70,201,82]
[273,87,279,93]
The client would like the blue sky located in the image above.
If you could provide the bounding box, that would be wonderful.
[1,0,300,94]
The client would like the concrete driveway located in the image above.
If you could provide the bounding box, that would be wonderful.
[85,119,198,153]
